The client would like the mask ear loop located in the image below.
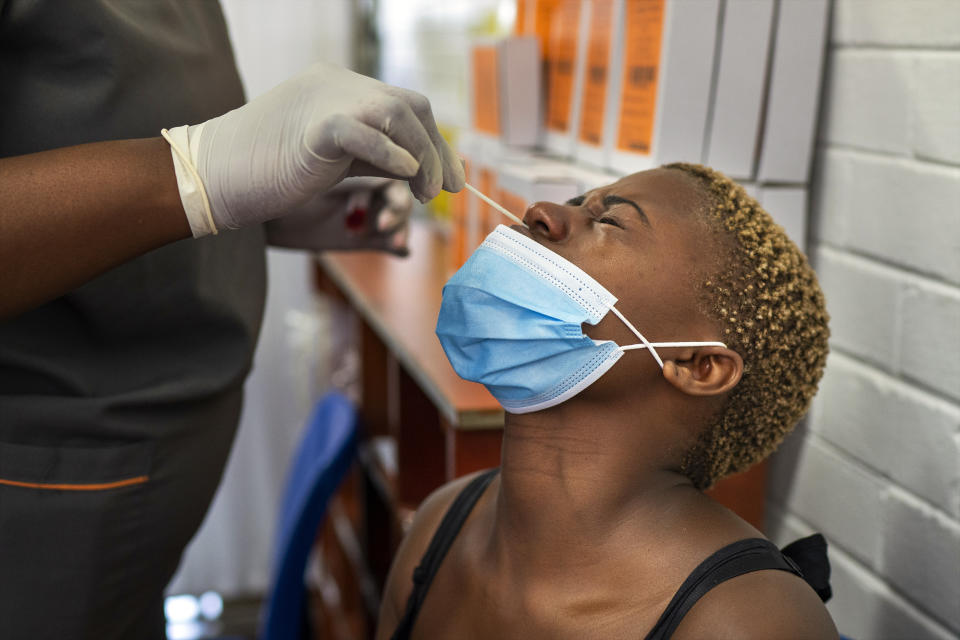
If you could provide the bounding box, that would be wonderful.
[608,305,728,370]
[608,305,665,369]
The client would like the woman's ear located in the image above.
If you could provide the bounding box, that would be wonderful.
[662,346,743,397]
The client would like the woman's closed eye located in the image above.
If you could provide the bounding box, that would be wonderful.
[564,193,632,229]
[596,215,623,228]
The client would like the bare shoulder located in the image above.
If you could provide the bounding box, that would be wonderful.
[671,568,839,640]
[374,470,494,640]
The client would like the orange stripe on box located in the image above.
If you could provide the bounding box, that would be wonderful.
[616,0,666,154]
[0,475,149,491]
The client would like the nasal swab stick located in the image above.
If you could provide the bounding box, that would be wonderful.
[464,183,527,227]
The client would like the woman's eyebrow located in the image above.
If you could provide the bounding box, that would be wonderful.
[603,195,651,227]
[565,193,651,227]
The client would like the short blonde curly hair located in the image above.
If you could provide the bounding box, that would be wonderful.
[664,163,830,490]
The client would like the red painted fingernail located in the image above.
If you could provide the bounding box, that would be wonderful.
[345,206,367,230]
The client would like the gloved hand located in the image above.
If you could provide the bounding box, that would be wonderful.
[265,177,413,255]
[162,63,464,237]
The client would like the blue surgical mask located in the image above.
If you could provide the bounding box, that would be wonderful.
[436,225,726,414]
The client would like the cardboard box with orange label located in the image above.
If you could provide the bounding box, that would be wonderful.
[543,0,590,157]
[575,0,623,169]
[608,0,721,174]
[469,37,542,150]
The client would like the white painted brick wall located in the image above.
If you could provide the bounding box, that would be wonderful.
[813,248,900,370]
[768,1,960,637]
[812,150,960,285]
[768,430,885,568]
[900,281,960,402]
[820,51,912,155]
[833,0,960,48]
[912,54,960,166]
[829,542,959,640]
[807,353,960,517]
[880,487,960,631]
[767,508,959,640]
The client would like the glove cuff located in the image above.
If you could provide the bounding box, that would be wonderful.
[161,124,218,237]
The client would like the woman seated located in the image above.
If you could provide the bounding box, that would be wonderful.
[376,163,837,639]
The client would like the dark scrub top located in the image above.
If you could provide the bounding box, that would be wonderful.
[0,1,266,638]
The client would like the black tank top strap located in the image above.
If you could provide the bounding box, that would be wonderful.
[390,468,499,640]
[644,536,826,640]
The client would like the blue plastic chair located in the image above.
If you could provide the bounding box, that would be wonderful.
[261,392,359,640]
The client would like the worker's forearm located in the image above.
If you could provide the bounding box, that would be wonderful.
[0,138,191,318]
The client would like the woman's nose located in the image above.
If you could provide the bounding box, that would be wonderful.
[523,201,572,242]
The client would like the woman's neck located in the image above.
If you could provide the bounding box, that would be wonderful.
[486,397,698,582]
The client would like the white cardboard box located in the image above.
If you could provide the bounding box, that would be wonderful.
[498,36,543,147]
[755,0,829,183]
[703,0,775,180]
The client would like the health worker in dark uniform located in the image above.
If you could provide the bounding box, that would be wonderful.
[0,2,464,638]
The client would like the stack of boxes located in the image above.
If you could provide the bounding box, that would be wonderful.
[448,0,829,272]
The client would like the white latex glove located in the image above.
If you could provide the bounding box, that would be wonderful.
[265,177,413,255]
[162,63,464,237]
